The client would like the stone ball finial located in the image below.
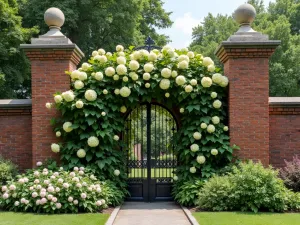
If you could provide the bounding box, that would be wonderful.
[234,3,256,26]
[44,7,65,29]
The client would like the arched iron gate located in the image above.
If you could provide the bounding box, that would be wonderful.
[123,103,177,201]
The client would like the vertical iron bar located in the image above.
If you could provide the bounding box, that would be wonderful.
[146,103,151,201]
[155,105,157,178]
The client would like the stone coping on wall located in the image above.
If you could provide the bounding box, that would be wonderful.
[0,99,32,116]
[269,97,300,115]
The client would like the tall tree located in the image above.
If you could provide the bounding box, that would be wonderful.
[0,0,38,98]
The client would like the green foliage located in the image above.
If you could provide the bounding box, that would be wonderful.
[101,180,127,207]
[197,161,299,212]
[190,0,300,97]
[172,179,204,206]
[0,166,110,213]
[280,155,300,192]
[20,0,172,57]
[48,46,235,188]
[0,156,18,184]
[0,0,38,98]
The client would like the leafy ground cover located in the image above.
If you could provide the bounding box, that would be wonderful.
[193,212,300,225]
[0,212,109,225]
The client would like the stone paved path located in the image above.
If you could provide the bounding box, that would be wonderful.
[113,202,191,225]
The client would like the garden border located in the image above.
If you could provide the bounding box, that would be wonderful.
[105,205,121,225]
[181,206,200,225]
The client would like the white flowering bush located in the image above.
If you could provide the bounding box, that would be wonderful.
[0,166,127,213]
[46,45,236,187]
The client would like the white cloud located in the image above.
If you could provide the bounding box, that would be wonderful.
[174,12,202,35]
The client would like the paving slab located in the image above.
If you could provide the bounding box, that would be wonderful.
[113,202,191,225]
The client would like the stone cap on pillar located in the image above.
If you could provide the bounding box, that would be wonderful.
[215,3,280,63]
[20,7,84,63]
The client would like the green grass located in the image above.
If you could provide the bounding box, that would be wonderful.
[0,212,109,225]
[193,212,300,225]
[128,168,175,178]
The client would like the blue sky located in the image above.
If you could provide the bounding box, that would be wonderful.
[159,0,275,48]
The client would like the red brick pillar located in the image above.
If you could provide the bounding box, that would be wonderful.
[215,4,280,165]
[20,8,84,166]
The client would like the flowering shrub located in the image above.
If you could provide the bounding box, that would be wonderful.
[197,161,300,212]
[280,155,300,192]
[0,164,111,213]
[46,45,236,184]
[0,156,18,184]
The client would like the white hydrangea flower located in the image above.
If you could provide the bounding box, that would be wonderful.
[56,203,62,209]
[220,76,229,87]
[190,167,196,173]
[131,74,139,81]
[88,136,99,147]
[74,80,84,90]
[120,87,131,97]
[105,67,115,77]
[94,55,108,63]
[51,143,60,153]
[177,60,189,69]
[114,89,120,95]
[145,83,151,88]
[78,72,87,81]
[98,48,106,55]
[208,65,215,72]
[190,144,199,152]
[73,200,78,205]
[212,73,223,84]
[173,176,178,181]
[181,47,189,52]
[165,93,170,98]
[171,71,178,78]
[123,76,129,82]
[71,70,81,79]
[77,149,86,158]
[118,52,125,56]
[54,95,63,103]
[9,184,16,191]
[101,112,106,116]
[178,55,189,62]
[36,161,43,167]
[117,56,126,65]
[85,90,97,101]
[201,77,213,88]
[129,60,140,71]
[200,123,207,129]
[211,149,219,156]
[159,79,170,90]
[103,89,108,95]
[82,63,91,71]
[193,132,202,140]
[202,57,214,67]
[213,100,222,109]
[45,103,51,109]
[63,122,73,132]
[14,201,20,206]
[116,64,127,75]
[113,135,120,141]
[143,73,151,81]
[133,51,142,60]
[106,52,112,57]
[207,124,216,133]
[190,79,197,86]
[114,170,120,176]
[212,116,220,125]
[92,51,98,57]
[148,52,158,61]
[161,68,171,78]
[96,200,102,206]
[1,186,7,192]
[144,63,154,73]
[211,92,218,99]
[68,197,74,202]
[176,75,186,86]
[75,100,84,109]
[95,72,104,81]
[180,108,184,113]
[223,126,229,131]
[62,91,75,102]
[81,193,87,199]
[120,106,127,113]
[116,45,124,52]
[187,51,195,58]
[197,156,206,164]
[3,193,10,199]
[185,85,193,93]
[113,75,120,81]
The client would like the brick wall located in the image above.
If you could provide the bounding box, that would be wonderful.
[0,105,32,171]
[269,98,300,168]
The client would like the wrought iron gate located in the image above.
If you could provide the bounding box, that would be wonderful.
[123,103,177,201]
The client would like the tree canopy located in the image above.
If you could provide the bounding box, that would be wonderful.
[190,0,300,96]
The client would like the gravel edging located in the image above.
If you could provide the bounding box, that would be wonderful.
[181,206,200,225]
[105,205,121,225]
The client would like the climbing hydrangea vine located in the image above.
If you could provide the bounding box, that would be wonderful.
[46,45,236,184]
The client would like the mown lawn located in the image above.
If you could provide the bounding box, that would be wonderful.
[193,212,300,225]
[0,212,109,225]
